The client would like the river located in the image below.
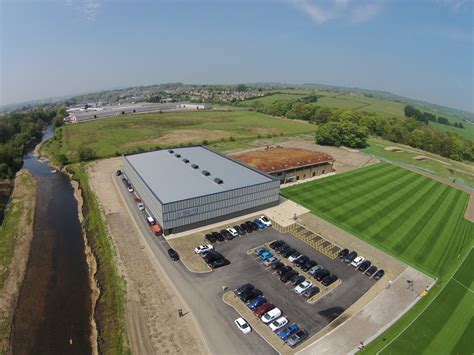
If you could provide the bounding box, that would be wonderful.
[11,126,92,354]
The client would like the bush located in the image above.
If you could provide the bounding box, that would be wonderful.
[229,136,235,142]
[78,147,97,161]
[202,140,208,145]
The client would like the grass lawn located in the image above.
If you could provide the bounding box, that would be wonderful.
[281,162,473,277]
[52,110,317,162]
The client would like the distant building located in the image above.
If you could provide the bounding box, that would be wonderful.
[231,148,335,184]
[176,103,210,110]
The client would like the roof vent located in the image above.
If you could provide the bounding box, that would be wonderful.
[168,149,174,153]
[214,178,223,184]
[202,170,210,176]
[191,164,199,169]
[183,158,189,163]
[175,153,181,158]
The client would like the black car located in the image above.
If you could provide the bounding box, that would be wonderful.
[276,245,290,255]
[271,261,284,270]
[374,269,385,280]
[301,260,317,272]
[290,274,305,286]
[314,269,330,281]
[234,225,246,236]
[365,265,378,277]
[277,265,292,276]
[203,251,224,264]
[121,177,128,185]
[205,233,216,243]
[239,288,263,303]
[282,248,297,258]
[321,274,338,286]
[303,286,320,298]
[220,229,234,240]
[295,256,309,267]
[241,223,253,233]
[235,283,254,296]
[358,260,371,272]
[280,270,298,283]
[247,221,259,231]
[214,232,225,242]
[168,248,179,261]
[209,258,230,269]
[288,329,308,348]
[270,240,285,250]
[115,169,122,176]
[343,251,358,263]
[338,248,349,259]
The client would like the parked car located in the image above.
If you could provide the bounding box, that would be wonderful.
[294,280,313,294]
[290,274,305,286]
[263,256,278,266]
[241,223,253,234]
[259,215,272,227]
[121,177,128,185]
[282,248,297,258]
[275,243,289,253]
[203,251,224,264]
[209,258,230,269]
[374,269,385,280]
[235,284,254,296]
[261,308,282,323]
[253,303,275,317]
[136,202,145,211]
[271,261,284,270]
[269,240,285,250]
[234,318,251,334]
[344,251,358,263]
[254,247,268,256]
[288,329,308,348]
[146,216,155,225]
[338,248,349,259]
[168,248,179,261]
[308,264,323,275]
[127,185,134,193]
[226,228,239,238]
[234,225,246,235]
[269,316,288,332]
[351,256,365,268]
[365,265,378,277]
[115,169,122,176]
[245,221,259,231]
[239,289,263,303]
[281,270,298,283]
[358,260,371,272]
[194,244,214,255]
[260,251,273,261]
[253,218,266,229]
[277,265,292,276]
[277,323,299,341]
[205,233,216,243]
[288,252,302,263]
[221,229,234,240]
[321,274,338,286]
[295,256,309,268]
[247,297,267,310]
[303,286,320,298]
[215,232,225,242]
[314,269,330,281]
[302,260,317,272]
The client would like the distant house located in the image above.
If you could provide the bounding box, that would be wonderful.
[176,103,210,110]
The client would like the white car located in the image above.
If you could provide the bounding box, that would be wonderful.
[226,228,239,237]
[288,252,302,263]
[259,216,272,227]
[351,256,365,268]
[234,317,251,334]
[146,216,156,225]
[261,308,282,323]
[294,280,313,294]
[127,186,134,193]
[137,202,145,211]
[194,244,214,255]
[269,316,288,332]
[263,256,278,266]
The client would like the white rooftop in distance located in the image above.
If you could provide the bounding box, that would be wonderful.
[124,146,275,203]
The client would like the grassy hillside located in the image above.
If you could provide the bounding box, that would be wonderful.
[239,93,308,106]
[429,121,474,141]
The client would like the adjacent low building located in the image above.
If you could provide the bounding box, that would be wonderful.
[231,148,335,184]
[122,146,280,234]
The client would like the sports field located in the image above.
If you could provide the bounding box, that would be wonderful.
[281,163,473,277]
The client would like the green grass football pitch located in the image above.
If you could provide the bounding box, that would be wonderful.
[281,162,473,277]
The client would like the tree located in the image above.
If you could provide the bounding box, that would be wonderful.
[236,84,248,92]
[437,116,450,125]
[315,121,368,148]
[315,122,342,146]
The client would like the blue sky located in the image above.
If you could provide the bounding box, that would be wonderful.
[1,0,473,111]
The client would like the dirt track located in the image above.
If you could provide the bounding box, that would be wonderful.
[87,158,209,355]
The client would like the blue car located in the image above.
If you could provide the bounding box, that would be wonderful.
[254,247,268,256]
[260,251,273,261]
[278,323,299,341]
[254,219,266,229]
[247,296,266,310]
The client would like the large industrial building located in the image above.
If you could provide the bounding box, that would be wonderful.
[122,146,280,234]
[232,148,335,184]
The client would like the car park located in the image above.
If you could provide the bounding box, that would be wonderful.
[247,297,267,310]
[253,219,266,229]
[287,329,308,348]
[290,274,305,286]
[226,228,239,238]
[271,261,284,270]
[194,244,214,255]
[321,274,338,286]
[374,269,385,280]
[234,318,251,334]
[168,248,179,261]
[314,269,330,281]
[236,284,254,296]
[344,251,358,263]
[351,256,365,268]
[338,248,349,259]
[205,233,217,243]
[288,252,302,263]
[209,258,230,269]
[261,308,282,323]
[303,286,320,298]
[277,323,299,341]
[239,289,263,303]
[259,216,272,227]
[281,270,298,283]
[269,316,288,332]
[263,256,278,266]
[308,264,323,275]
[294,280,312,294]
[358,260,371,272]
[365,265,378,277]
[253,303,275,317]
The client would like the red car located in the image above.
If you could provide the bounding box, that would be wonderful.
[253,303,275,317]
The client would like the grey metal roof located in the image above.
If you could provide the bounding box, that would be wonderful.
[124,146,275,204]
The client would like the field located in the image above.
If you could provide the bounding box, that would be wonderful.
[238,92,308,106]
[281,163,473,277]
[45,110,317,162]
[429,120,474,141]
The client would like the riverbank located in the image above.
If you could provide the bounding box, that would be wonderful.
[66,163,129,354]
[0,170,37,353]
